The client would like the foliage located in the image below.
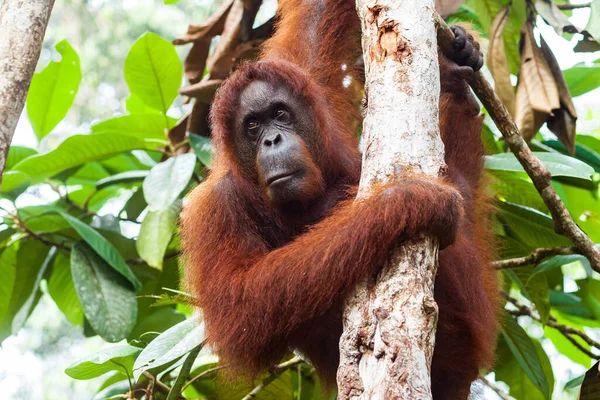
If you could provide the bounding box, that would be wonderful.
[2,0,600,399]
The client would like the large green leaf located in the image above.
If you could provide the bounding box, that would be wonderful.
[0,244,18,341]
[91,114,177,140]
[498,202,571,248]
[65,345,141,380]
[143,153,196,211]
[124,32,182,113]
[11,245,54,333]
[485,152,595,181]
[188,134,213,167]
[59,212,141,290]
[1,171,31,194]
[563,66,600,97]
[5,146,37,171]
[96,171,149,190]
[133,317,205,381]
[0,241,50,340]
[70,242,138,342]
[26,40,81,140]
[11,133,149,183]
[48,251,84,325]
[500,313,550,398]
[137,200,181,269]
[495,335,554,400]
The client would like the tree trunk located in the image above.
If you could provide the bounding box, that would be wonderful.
[0,0,54,183]
[337,1,444,398]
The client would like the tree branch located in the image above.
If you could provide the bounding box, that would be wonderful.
[478,375,516,400]
[493,246,579,269]
[435,14,600,273]
[557,2,591,10]
[504,293,600,359]
[339,2,444,398]
[0,0,55,182]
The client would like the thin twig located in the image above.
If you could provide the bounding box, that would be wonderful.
[143,371,173,394]
[241,357,304,400]
[504,293,600,359]
[181,365,225,392]
[435,15,600,273]
[479,375,516,400]
[493,246,579,269]
[557,2,591,10]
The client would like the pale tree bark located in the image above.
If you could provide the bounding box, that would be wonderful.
[337,1,444,399]
[0,0,54,184]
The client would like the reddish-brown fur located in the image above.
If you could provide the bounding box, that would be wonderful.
[180,1,499,398]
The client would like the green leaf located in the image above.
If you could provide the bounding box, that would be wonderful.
[1,171,31,194]
[5,146,37,171]
[545,311,594,367]
[133,317,205,381]
[91,114,177,140]
[65,345,141,380]
[124,32,182,113]
[48,251,84,325]
[485,152,595,181]
[59,212,141,290]
[123,189,147,220]
[505,266,550,324]
[550,290,594,319]
[564,373,585,390]
[96,171,149,190]
[11,133,148,183]
[500,313,550,398]
[0,244,18,341]
[164,0,180,4]
[188,134,213,167]
[137,200,181,269]
[128,307,186,341]
[563,66,600,97]
[143,153,196,211]
[26,40,81,140]
[11,245,54,333]
[533,254,586,274]
[71,242,138,342]
[19,205,70,233]
[577,279,600,321]
[498,202,571,248]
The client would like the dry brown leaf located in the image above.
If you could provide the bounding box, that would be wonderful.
[547,110,577,154]
[174,1,234,84]
[539,35,577,154]
[539,37,577,119]
[206,0,245,79]
[173,1,234,45]
[435,0,465,17]
[488,6,516,116]
[518,21,560,114]
[535,0,580,35]
[179,79,224,103]
[514,78,548,142]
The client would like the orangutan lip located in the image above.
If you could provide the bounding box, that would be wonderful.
[267,170,301,185]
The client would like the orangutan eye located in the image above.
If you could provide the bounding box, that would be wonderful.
[274,107,289,121]
[246,119,260,136]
